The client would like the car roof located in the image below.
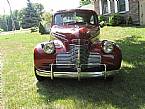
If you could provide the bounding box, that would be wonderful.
[54,9,97,15]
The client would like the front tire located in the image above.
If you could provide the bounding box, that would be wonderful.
[34,67,47,81]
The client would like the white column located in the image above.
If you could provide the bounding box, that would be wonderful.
[99,0,102,15]
[107,0,111,13]
[114,0,118,13]
[125,0,129,11]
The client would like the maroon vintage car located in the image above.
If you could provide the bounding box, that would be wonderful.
[34,9,122,81]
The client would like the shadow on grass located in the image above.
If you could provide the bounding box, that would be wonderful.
[108,25,145,28]
[36,36,145,109]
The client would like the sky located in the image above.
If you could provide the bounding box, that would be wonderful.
[0,0,80,15]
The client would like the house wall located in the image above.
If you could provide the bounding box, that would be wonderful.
[94,0,100,15]
[127,0,140,25]
[139,0,145,25]
[94,0,140,25]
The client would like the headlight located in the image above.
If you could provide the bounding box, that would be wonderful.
[103,41,114,53]
[43,43,55,54]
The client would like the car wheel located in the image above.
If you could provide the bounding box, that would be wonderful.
[34,67,47,82]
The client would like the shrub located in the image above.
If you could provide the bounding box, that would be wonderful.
[39,22,46,34]
[98,15,106,22]
[0,28,3,32]
[127,16,133,25]
[109,13,125,26]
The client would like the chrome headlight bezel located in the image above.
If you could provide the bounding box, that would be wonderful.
[43,42,55,54]
[102,41,114,54]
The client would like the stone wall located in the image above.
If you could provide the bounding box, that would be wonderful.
[94,0,100,15]
[127,0,140,25]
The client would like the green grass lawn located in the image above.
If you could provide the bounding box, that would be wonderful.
[0,26,145,109]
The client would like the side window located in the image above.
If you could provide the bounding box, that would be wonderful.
[90,15,95,25]
[55,15,63,25]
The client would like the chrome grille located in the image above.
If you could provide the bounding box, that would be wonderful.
[56,44,101,65]
[88,52,101,64]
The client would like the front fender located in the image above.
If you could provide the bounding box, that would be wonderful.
[91,41,122,70]
[34,40,68,70]
[34,44,55,70]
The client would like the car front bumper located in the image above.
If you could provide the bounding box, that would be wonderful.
[35,64,116,80]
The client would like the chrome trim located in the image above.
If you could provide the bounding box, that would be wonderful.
[50,64,53,80]
[77,68,81,81]
[51,32,68,41]
[35,69,116,79]
[56,44,101,65]
[104,64,107,79]
[35,64,111,80]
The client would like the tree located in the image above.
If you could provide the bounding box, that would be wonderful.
[12,10,20,30]
[21,0,42,29]
[80,0,91,6]
[32,3,44,16]
[0,15,19,31]
[39,22,46,34]
[42,12,52,24]
[38,12,52,34]
[0,16,8,31]
[6,0,15,31]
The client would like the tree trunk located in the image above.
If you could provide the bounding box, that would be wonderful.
[6,0,16,31]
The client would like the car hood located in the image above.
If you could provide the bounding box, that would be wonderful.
[50,24,100,43]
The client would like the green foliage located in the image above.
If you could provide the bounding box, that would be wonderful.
[12,10,21,30]
[127,16,133,25]
[0,16,8,31]
[98,16,107,27]
[109,13,125,26]
[0,15,20,31]
[39,22,46,34]
[21,0,43,29]
[6,16,13,31]
[0,28,3,32]
[12,10,19,20]
[80,0,91,6]
[98,15,106,22]
[42,12,52,24]
[32,3,44,16]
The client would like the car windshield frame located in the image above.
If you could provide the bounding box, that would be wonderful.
[54,11,98,26]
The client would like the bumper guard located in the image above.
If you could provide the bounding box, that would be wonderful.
[35,64,114,80]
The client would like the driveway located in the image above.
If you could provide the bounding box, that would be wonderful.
[0,29,30,36]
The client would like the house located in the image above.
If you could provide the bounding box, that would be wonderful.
[93,0,145,25]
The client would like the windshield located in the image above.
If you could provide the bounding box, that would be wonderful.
[54,11,97,25]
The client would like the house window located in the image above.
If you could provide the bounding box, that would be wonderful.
[114,0,129,13]
[102,0,108,14]
[101,0,111,15]
[118,0,126,12]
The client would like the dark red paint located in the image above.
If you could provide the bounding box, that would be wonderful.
[34,9,122,71]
